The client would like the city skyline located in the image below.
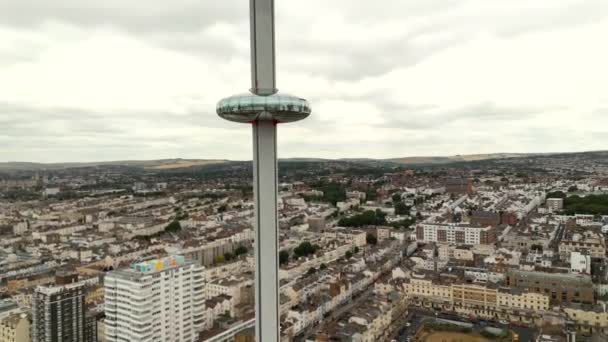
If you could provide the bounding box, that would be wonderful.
[2,0,608,162]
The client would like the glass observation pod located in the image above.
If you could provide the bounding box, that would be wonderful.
[217,93,311,123]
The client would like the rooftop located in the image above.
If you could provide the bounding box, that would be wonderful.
[130,255,186,273]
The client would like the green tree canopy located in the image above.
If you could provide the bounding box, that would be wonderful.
[392,193,402,203]
[338,209,387,227]
[279,250,290,265]
[293,241,318,258]
[547,191,567,199]
[564,194,608,215]
[366,233,378,245]
[165,220,182,232]
[224,252,234,261]
[394,201,411,216]
[234,245,248,256]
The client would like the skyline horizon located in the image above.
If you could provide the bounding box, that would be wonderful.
[1,148,606,165]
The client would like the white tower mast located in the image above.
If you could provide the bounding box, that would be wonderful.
[217,1,311,341]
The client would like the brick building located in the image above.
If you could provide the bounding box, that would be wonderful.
[470,211,501,227]
[445,178,473,195]
[506,269,594,305]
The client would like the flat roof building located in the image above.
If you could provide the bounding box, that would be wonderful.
[105,255,205,342]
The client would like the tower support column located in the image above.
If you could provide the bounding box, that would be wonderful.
[252,119,280,342]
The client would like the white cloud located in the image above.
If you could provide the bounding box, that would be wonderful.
[0,0,607,162]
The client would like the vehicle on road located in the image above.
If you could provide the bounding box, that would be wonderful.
[499,319,509,325]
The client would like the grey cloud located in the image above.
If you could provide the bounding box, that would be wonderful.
[374,102,564,130]
[0,102,240,146]
[494,1,608,37]
[0,1,246,33]
[275,0,608,81]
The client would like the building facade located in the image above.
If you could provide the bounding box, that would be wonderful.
[404,277,550,324]
[32,282,86,342]
[559,238,606,259]
[506,269,594,304]
[104,255,205,342]
[416,223,496,245]
[0,313,30,342]
[470,211,501,227]
[546,198,564,211]
[445,178,473,194]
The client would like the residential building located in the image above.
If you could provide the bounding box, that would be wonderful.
[506,269,594,304]
[570,251,591,274]
[546,198,564,211]
[104,255,205,342]
[0,301,19,321]
[0,313,29,342]
[563,303,608,334]
[445,178,473,194]
[416,223,496,245]
[182,241,235,267]
[559,237,606,259]
[32,282,86,342]
[470,211,501,227]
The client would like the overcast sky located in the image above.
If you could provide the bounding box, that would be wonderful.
[1,0,607,162]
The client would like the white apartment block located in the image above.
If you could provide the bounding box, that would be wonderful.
[570,251,592,274]
[546,198,564,211]
[416,223,496,245]
[105,255,205,342]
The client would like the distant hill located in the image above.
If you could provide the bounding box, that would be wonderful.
[1,151,604,171]
[385,153,533,165]
[0,159,228,171]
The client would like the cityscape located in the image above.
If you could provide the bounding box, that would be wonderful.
[2,1,608,342]
[0,151,608,341]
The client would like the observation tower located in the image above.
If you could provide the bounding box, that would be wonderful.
[216,0,311,341]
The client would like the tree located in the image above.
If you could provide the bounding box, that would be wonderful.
[353,246,360,254]
[234,245,248,256]
[366,233,377,245]
[279,250,290,265]
[365,189,378,201]
[546,191,567,199]
[217,204,228,213]
[320,263,327,270]
[165,220,182,233]
[224,252,234,261]
[392,193,402,203]
[416,212,423,220]
[338,210,387,227]
[306,267,317,276]
[568,185,578,192]
[390,218,415,229]
[345,251,353,259]
[564,194,608,215]
[293,241,317,257]
[394,201,410,216]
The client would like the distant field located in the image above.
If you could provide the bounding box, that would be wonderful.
[421,332,490,342]
[146,160,226,170]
